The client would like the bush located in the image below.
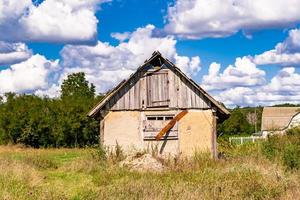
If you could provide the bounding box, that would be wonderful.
[261,128,300,171]
[283,143,300,170]
[286,126,300,137]
[261,136,281,160]
[107,142,125,164]
[90,145,107,162]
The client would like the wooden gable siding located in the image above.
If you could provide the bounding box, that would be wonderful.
[105,68,210,111]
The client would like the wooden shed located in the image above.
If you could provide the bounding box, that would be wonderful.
[261,107,300,137]
[88,51,230,157]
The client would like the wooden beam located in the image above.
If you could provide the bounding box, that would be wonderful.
[155,110,188,140]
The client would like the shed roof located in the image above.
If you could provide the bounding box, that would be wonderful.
[88,51,230,119]
[261,107,300,131]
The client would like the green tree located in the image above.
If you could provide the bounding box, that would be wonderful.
[59,72,98,147]
[61,72,95,100]
[0,72,101,148]
[218,108,253,137]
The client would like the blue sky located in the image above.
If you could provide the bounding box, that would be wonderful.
[1,0,300,107]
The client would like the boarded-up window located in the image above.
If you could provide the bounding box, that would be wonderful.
[146,71,169,107]
[143,115,178,140]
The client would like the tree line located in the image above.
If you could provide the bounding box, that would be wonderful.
[0,72,103,148]
[0,71,295,147]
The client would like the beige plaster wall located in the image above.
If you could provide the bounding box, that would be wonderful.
[102,109,216,157]
[103,111,142,151]
[178,110,215,156]
[143,140,179,156]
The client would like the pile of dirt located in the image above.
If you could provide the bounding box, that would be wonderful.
[119,153,164,172]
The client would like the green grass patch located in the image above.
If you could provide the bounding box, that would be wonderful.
[0,145,298,199]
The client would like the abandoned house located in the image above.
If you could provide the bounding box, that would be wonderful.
[88,51,230,157]
[261,107,300,137]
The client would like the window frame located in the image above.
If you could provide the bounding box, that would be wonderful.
[143,114,178,140]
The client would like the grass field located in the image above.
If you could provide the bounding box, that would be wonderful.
[0,144,299,200]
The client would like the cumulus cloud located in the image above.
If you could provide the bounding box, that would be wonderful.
[60,24,201,92]
[165,0,300,39]
[111,32,131,42]
[201,29,300,107]
[0,0,109,43]
[254,29,300,65]
[0,54,59,94]
[209,67,300,107]
[0,42,32,65]
[202,57,266,91]
[34,84,61,98]
[262,67,300,95]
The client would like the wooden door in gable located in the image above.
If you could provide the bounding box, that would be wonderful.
[146,71,169,107]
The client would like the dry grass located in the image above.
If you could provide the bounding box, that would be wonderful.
[0,144,299,200]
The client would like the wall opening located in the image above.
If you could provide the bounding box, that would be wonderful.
[143,115,178,140]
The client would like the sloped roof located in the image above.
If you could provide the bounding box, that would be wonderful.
[261,107,300,131]
[88,51,230,118]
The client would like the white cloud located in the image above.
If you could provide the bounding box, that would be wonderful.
[254,29,300,65]
[262,67,300,95]
[60,24,201,92]
[0,42,32,65]
[165,0,300,39]
[202,57,266,91]
[34,84,61,98]
[254,51,300,66]
[0,54,59,93]
[111,32,131,42]
[174,55,201,76]
[211,67,300,107]
[0,0,109,43]
[213,87,256,107]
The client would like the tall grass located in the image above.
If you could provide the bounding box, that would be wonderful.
[0,143,299,200]
[261,127,300,170]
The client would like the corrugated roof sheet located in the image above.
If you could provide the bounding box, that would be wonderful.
[261,107,300,131]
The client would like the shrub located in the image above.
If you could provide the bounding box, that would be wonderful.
[261,136,280,160]
[90,145,107,163]
[283,143,300,170]
[261,130,300,171]
[286,126,300,137]
[107,141,125,164]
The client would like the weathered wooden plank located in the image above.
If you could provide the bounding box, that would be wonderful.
[187,83,192,108]
[140,75,146,109]
[191,86,196,108]
[194,89,201,108]
[158,74,162,106]
[168,69,175,108]
[182,78,188,108]
[147,75,152,107]
[155,110,188,140]
[164,73,169,106]
[124,84,130,109]
[177,72,183,108]
[134,74,140,109]
[174,71,179,108]
[129,78,135,109]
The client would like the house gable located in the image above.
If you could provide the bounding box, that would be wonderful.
[88,51,230,120]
